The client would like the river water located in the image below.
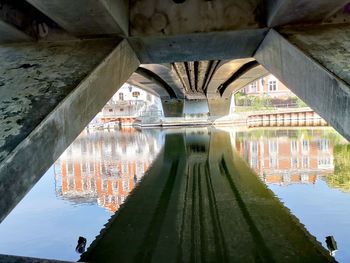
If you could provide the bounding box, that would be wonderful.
[0,127,348,262]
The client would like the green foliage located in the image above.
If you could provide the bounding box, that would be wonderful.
[326,144,350,192]
[295,97,308,107]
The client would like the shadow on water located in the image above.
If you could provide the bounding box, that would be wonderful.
[81,128,334,263]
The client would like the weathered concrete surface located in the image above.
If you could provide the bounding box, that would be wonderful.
[0,254,73,263]
[127,72,170,99]
[0,39,140,222]
[81,129,333,263]
[222,64,269,98]
[206,58,254,97]
[183,100,209,115]
[266,0,348,27]
[130,0,264,36]
[26,0,129,36]
[140,64,185,98]
[207,98,232,117]
[161,99,184,117]
[135,67,178,99]
[255,28,350,141]
[280,24,350,86]
[128,29,268,63]
[0,20,32,43]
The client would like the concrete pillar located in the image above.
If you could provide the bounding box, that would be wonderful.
[0,39,140,222]
[183,99,209,117]
[161,99,184,117]
[207,97,232,118]
[255,27,350,141]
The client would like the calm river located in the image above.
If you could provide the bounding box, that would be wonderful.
[0,127,348,262]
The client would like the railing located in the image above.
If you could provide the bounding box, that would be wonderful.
[235,103,302,112]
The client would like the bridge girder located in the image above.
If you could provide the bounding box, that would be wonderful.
[1,3,350,261]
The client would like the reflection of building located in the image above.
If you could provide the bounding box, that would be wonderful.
[54,129,163,213]
[236,131,334,185]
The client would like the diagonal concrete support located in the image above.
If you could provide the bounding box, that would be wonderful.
[0,39,139,222]
[266,0,348,27]
[255,28,350,141]
[0,20,32,43]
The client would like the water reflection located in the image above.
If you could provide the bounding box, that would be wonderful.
[235,128,350,262]
[81,128,333,263]
[0,127,348,262]
[0,127,163,262]
[235,130,341,186]
[54,128,163,213]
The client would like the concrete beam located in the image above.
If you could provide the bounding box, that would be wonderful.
[0,39,139,222]
[130,0,263,36]
[206,58,254,97]
[221,64,269,98]
[0,20,32,43]
[140,64,185,98]
[266,0,348,27]
[128,29,268,64]
[161,99,184,117]
[255,27,350,141]
[26,0,129,36]
[135,67,178,99]
[127,74,167,98]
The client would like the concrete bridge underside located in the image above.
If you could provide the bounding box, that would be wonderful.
[0,0,350,261]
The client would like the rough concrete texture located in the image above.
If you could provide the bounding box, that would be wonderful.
[207,98,232,117]
[255,29,350,141]
[0,20,32,43]
[128,29,268,63]
[281,24,350,87]
[26,0,128,36]
[206,58,254,97]
[0,39,140,222]
[81,129,333,263]
[140,64,185,98]
[161,99,184,117]
[183,99,209,115]
[222,64,269,98]
[130,0,264,36]
[266,0,348,27]
[127,72,171,99]
[0,254,73,263]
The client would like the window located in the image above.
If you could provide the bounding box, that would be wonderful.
[251,141,258,154]
[291,140,298,152]
[269,140,278,154]
[291,157,298,168]
[268,80,277,91]
[249,82,257,93]
[119,92,124,101]
[251,156,258,169]
[302,156,309,168]
[269,156,278,168]
[318,139,329,152]
[108,108,113,112]
[132,91,140,98]
[302,140,309,152]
